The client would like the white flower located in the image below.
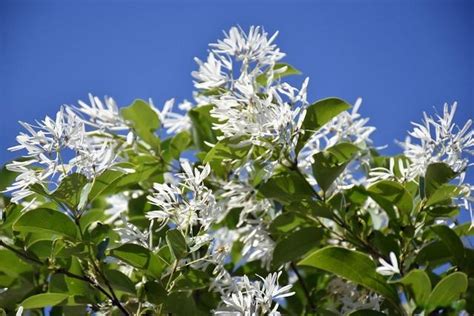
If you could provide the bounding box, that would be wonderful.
[4,104,120,203]
[368,157,413,183]
[239,223,275,268]
[104,194,130,224]
[75,93,127,130]
[376,252,400,276]
[328,278,383,313]
[192,53,228,90]
[214,271,294,315]
[155,98,192,134]
[401,102,473,176]
[210,26,285,66]
[115,214,150,249]
[147,161,220,232]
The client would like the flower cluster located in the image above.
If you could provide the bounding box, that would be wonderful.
[214,271,294,315]
[0,25,472,316]
[5,102,122,203]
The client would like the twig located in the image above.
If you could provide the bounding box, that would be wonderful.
[290,262,316,312]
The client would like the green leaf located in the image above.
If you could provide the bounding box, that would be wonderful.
[258,168,315,205]
[163,131,192,161]
[256,63,301,86]
[431,225,465,266]
[163,291,199,316]
[21,293,69,309]
[110,243,164,278]
[13,208,78,240]
[204,137,250,164]
[0,164,17,191]
[416,241,452,267]
[425,184,462,207]
[311,142,359,192]
[121,99,160,150]
[88,169,127,201]
[166,229,187,260]
[395,269,431,307]
[424,163,456,198]
[51,173,89,209]
[188,105,219,151]
[367,180,413,220]
[348,311,386,316]
[103,269,136,294]
[270,212,308,237]
[426,272,468,312]
[286,199,334,219]
[173,269,209,291]
[296,97,351,154]
[272,227,323,268]
[299,246,399,304]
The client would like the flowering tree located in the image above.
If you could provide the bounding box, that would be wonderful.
[0,26,473,315]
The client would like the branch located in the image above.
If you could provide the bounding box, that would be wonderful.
[290,262,316,312]
[0,240,130,316]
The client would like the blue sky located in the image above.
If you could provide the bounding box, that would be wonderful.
[0,0,472,165]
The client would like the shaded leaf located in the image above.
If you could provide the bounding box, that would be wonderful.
[272,227,323,268]
[426,272,468,312]
[299,246,399,304]
[311,142,359,192]
[21,293,69,309]
[296,98,351,154]
[13,208,78,240]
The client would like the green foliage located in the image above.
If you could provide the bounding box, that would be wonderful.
[13,208,78,240]
[0,26,472,316]
[121,99,161,150]
[311,142,359,192]
[299,246,400,304]
[296,97,351,154]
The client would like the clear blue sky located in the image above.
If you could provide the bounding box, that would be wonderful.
[0,0,472,165]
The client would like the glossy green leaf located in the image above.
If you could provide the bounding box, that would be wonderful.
[299,246,399,304]
[204,137,250,164]
[395,269,431,306]
[272,227,323,268]
[121,99,160,150]
[367,180,413,219]
[110,243,164,278]
[173,269,209,291]
[188,105,219,151]
[51,173,89,210]
[431,225,465,266]
[21,293,69,308]
[425,184,462,207]
[311,142,359,192]
[348,311,386,316]
[258,168,315,204]
[103,269,136,294]
[13,208,78,240]
[426,272,468,312]
[424,163,456,198]
[270,212,308,236]
[166,229,187,260]
[296,97,351,154]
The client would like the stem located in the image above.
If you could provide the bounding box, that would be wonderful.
[74,217,130,315]
[290,262,315,312]
[0,240,130,315]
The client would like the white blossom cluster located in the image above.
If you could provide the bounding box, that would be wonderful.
[146,160,221,233]
[4,97,127,203]
[214,271,294,316]
[327,278,383,314]
[191,26,309,161]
